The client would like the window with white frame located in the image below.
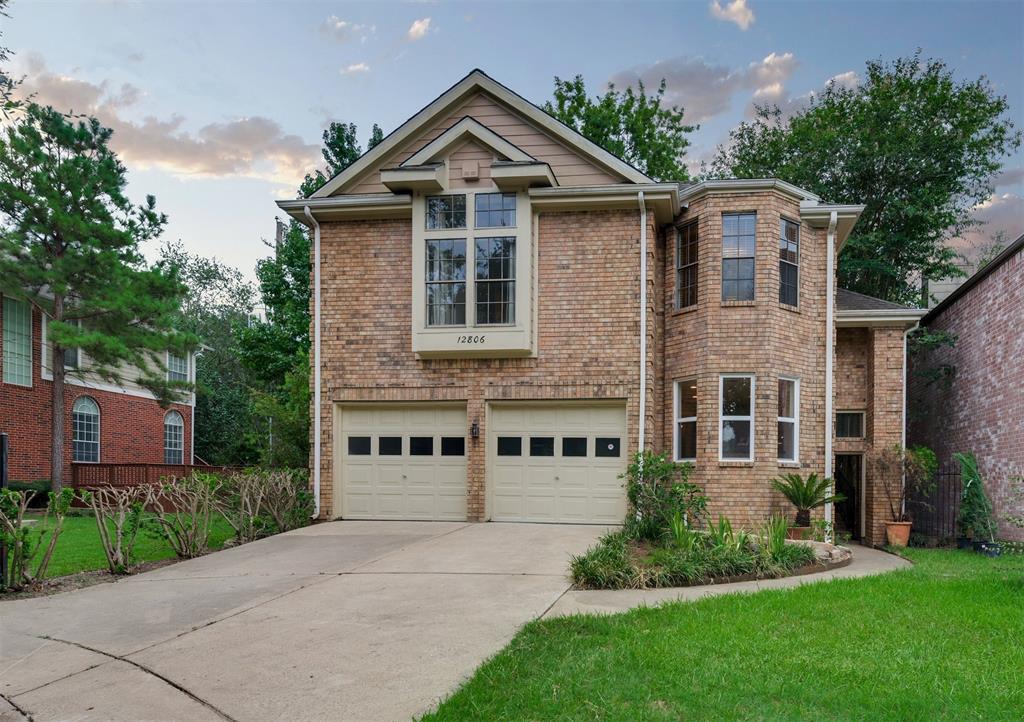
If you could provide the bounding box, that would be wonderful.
[474,192,516,228]
[2,297,32,386]
[41,316,81,374]
[836,411,865,438]
[426,239,467,326]
[425,195,466,230]
[777,377,799,462]
[674,378,697,461]
[164,410,184,464]
[167,352,189,383]
[675,221,698,308]
[72,396,100,463]
[720,374,754,460]
[722,213,756,301]
[475,236,515,324]
[779,218,799,306]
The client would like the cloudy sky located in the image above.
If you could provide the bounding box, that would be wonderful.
[6,0,1023,279]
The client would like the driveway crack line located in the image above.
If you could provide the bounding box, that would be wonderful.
[343,523,472,574]
[539,585,572,620]
[36,635,237,722]
[0,691,33,721]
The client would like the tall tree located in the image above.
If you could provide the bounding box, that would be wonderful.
[0,105,194,489]
[159,240,258,465]
[544,75,697,181]
[709,53,1021,305]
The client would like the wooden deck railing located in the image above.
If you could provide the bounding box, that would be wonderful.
[71,463,235,488]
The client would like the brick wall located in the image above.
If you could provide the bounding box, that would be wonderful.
[0,303,192,483]
[909,244,1024,541]
[315,209,655,520]
[661,190,830,529]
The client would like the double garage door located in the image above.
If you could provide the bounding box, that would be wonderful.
[336,402,627,523]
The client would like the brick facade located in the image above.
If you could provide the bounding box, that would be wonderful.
[909,242,1024,541]
[0,302,192,483]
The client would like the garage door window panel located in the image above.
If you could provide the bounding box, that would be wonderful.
[378,436,402,455]
[595,438,621,458]
[409,436,434,455]
[441,437,465,456]
[497,436,522,456]
[348,436,371,455]
[562,437,587,457]
[530,437,555,457]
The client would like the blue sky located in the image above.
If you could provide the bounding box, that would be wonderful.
[7,0,1023,279]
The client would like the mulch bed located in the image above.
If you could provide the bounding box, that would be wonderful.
[0,558,179,601]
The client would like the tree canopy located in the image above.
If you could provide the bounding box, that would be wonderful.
[544,75,697,182]
[708,53,1021,305]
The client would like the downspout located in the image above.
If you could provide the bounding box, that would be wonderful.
[190,348,204,465]
[900,323,916,519]
[823,211,837,539]
[637,192,647,458]
[304,205,322,520]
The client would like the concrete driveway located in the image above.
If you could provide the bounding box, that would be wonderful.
[0,521,605,722]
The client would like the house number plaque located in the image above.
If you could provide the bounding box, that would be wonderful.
[457,335,487,344]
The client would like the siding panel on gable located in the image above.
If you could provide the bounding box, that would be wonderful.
[344,91,623,194]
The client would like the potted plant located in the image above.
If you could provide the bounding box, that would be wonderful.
[771,473,844,540]
[871,445,937,547]
[955,452,1000,556]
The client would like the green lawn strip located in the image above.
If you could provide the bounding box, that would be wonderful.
[40,514,235,578]
[423,549,1024,721]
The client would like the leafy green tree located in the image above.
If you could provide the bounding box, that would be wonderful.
[544,75,697,181]
[709,53,1021,305]
[0,105,194,490]
[158,240,258,465]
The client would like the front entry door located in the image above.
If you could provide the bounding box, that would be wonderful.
[834,454,863,540]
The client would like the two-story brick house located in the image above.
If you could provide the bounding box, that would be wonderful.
[277,70,924,545]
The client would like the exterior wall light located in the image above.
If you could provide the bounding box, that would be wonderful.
[471,419,480,439]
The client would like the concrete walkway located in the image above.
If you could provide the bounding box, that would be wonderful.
[544,543,911,618]
[0,521,605,722]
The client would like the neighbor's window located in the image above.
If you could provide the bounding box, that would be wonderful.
[778,377,799,462]
[720,374,754,461]
[426,194,466,230]
[779,218,799,306]
[722,213,756,301]
[675,221,698,308]
[164,410,184,464]
[426,239,467,326]
[168,352,188,383]
[474,193,516,228]
[836,412,865,438]
[72,396,100,463]
[475,236,516,325]
[2,297,32,386]
[675,378,697,462]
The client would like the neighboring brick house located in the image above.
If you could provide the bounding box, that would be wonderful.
[277,69,923,545]
[0,296,195,484]
[909,234,1024,541]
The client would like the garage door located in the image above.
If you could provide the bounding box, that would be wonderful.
[489,403,628,523]
[338,404,467,520]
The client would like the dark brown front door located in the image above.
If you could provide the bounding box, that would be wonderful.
[835,454,862,540]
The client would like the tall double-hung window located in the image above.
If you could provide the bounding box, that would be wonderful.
[675,222,698,308]
[674,379,697,462]
[2,297,32,386]
[424,192,516,327]
[722,213,756,301]
[778,377,799,462]
[720,374,754,461]
[779,218,800,306]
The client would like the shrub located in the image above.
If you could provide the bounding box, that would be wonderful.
[81,486,150,574]
[215,467,312,543]
[623,451,707,542]
[771,473,844,527]
[0,488,74,590]
[569,531,634,589]
[955,452,996,542]
[145,472,223,559]
[262,468,314,533]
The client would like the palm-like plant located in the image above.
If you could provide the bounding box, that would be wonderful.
[771,473,845,527]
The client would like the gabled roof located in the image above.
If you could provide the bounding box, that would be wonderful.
[400,116,534,167]
[310,69,653,198]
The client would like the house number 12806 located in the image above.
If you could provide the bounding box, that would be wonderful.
[457,335,486,344]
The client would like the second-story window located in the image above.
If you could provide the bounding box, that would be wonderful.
[722,212,755,302]
[675,221,698,308]
[474,193,516,228]
[475,236,515,324]
[426,195,466,230]
[779,218,799,306]
[168,352,189,382]
[426,239,467,326]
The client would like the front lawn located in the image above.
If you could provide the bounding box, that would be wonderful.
[423,549,1024,721]
[40,513,235,578]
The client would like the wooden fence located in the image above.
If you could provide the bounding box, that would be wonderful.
[71,463,234,488]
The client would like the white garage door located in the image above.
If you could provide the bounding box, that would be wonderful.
[489,402,628,524]
[338,404,467,520]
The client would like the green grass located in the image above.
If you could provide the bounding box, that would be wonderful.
[423,549,1024,721]
[37,513,235,578]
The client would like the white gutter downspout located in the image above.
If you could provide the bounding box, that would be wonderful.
[900,323,916,519]
[304,205,322,520]
[190,349,204,465]
[824,211,837,539]
[637,192,648,459]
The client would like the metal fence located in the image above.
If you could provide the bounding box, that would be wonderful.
[907,462,962,544]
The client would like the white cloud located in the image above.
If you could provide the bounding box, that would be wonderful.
[320,16,375,43]
[407,17,431,40]
[610,52,798,124]
[952,192,1024,260]
[827,70,861,89]
[709,0,755,30]
[340,62,370,75]
[996,166,1024,188]
[16,55,318,186]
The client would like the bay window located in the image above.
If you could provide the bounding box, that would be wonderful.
[779,218,799,306]
[720,374,754,461]
[778,377,799,462]
[722,212,755,301]
[674,378,697,462]
[675,221,698,308]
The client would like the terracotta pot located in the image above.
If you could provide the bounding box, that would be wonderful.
[786,526,810,540]
[885,521,912,547]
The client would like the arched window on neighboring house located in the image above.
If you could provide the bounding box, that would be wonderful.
[164,410,184,465]
[72,396,100,463]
